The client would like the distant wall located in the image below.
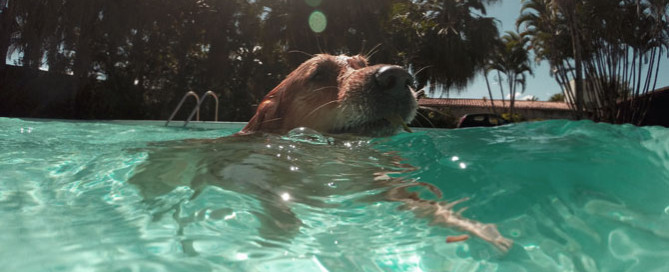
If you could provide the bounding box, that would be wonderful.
[416,92,669,128]
[0,65,148,120]
[445,105,574,121]
[0,66,77,118]
[416,99,575,128]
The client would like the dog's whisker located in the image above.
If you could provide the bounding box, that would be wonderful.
[304,100,339,119]
[418,105,440,112]
[310,86,339,93]
[288,50,315,58]
[260,117,282,125]
[414,89,426,99]
[365,43,383,60]
[415,110,436,128]
[413,65,432,78]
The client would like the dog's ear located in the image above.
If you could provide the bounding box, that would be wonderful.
[239,56,324,135]
[239,83,289,134]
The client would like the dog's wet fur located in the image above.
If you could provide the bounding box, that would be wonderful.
[130,54,512,253]
[239,54,417,137]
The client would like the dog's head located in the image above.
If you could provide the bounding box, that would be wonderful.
[240,54,417,137]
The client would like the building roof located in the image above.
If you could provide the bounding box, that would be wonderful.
[418,98,571,111]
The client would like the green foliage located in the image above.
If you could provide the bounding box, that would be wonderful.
[410,107,459,128]
[501,112,525,123]
[0,0,502,120]
[518,0,669,124]
[549,93,565,102]
[406,0,501,91]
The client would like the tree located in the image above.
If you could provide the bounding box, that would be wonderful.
[487,31,534,115]
[1,0,506,120]
[552,0,585,118]
[405,0,501,92]
[0,0,17,70]
[519,0,669,124]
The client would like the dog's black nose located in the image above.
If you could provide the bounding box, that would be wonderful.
[375,65,412,91]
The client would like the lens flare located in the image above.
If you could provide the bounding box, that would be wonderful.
[309,11,327,33]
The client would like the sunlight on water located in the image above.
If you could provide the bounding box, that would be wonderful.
[1,118,668,271]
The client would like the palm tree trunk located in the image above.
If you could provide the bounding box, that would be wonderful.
[497,70,506,108]
[572,26,584,119]
[508,74,515,116]
[556,0,584,119]
[484,73,497,114]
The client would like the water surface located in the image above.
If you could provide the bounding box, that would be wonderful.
[1,118,668,271]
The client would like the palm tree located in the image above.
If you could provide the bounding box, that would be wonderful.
[517,0,573,103]
[483,69,497,113]
[520,0,669,124]
[401,0,501,92]
[488,31,534,116]
[551,0,584,118]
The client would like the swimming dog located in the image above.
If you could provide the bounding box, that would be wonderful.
[130,54,512,253]
[239,54,511,250]
[238,54,416,137]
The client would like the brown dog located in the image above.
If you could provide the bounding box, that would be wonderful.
[241,54,511,251]
[130,54,512,254]
[239,54,417,136]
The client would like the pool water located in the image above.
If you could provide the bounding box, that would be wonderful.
[1,117,668,271]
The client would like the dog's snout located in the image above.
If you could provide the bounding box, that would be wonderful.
[375,65,412,90]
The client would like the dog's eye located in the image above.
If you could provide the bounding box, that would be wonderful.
[348,56,368,70]
[309,62,338,82]
[309,68,323,81]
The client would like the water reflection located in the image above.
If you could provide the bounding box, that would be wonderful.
[128,128,510,261]
[129,130,421,252]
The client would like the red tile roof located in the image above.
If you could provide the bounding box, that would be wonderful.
[418,98,571,110]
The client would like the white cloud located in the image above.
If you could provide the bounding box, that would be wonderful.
[506,92,522,99]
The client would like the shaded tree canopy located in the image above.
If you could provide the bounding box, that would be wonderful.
[1,0,500,120]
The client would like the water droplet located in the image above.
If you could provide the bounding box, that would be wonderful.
[285,127,330,144]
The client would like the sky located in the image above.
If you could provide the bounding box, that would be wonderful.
[448,1,669,101]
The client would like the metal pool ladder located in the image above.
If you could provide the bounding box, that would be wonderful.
[165,90,219,127]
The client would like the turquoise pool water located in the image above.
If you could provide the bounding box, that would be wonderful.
[1,117,668,271]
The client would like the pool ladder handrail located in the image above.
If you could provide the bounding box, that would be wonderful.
[165,90,219,127]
